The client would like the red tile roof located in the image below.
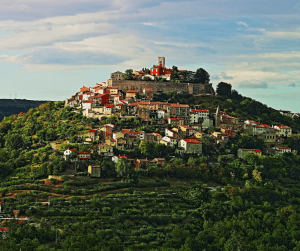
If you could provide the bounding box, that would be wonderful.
[122,129,135,133]
[105,104,114,108]
[126,90,138,93]
[240,149,261,152]
[115,155,127,159]
[191,109,209,112]
[276,125,291,129]
[183,139,202,143]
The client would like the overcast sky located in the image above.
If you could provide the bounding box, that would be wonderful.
[1,0,300,112]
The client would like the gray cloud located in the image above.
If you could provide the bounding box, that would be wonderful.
[238,80,268,89]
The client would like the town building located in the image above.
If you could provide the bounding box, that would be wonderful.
[274,125,292,137]
[98,144,114,156]
[88,165,101,177]
[110,71,124,81]
[270,146,292,155]
[179,139,202,154]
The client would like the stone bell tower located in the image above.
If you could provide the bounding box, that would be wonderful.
[158,57,165,67]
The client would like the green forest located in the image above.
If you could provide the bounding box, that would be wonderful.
[1,94,300,250]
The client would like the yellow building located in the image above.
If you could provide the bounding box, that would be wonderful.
[195,131,204,139]
[86,129,97,141]
[98,144,114,156]
[106,87,118,95]
[116,138,127,150]
[168,118,184,126]
[113,132,125,139]
[126,90,138,99]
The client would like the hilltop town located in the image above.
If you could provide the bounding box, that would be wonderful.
[64,58,297,167]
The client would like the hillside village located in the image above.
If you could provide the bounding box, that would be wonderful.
[1,60,300,250]
[64,59,297,172]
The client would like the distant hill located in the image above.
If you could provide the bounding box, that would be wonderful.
[0,99,55,121]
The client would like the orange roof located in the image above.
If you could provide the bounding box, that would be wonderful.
[168,103,189,108]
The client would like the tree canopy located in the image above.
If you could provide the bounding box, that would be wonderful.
[194,68,210,83]
[124,69,134,80]
[216,82,232,96]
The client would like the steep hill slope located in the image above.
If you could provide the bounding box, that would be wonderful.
[1,94,300,250]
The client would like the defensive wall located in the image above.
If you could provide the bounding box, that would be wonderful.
[110,80,213,95]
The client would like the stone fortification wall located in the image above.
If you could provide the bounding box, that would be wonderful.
[111,80,213,95]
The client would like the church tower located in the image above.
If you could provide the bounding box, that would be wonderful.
[158,57,165,67]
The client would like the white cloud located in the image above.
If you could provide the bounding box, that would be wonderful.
[0,23,113,50]
[0,54,29,63]
[236,21,248,27]
[143,22,158,26]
